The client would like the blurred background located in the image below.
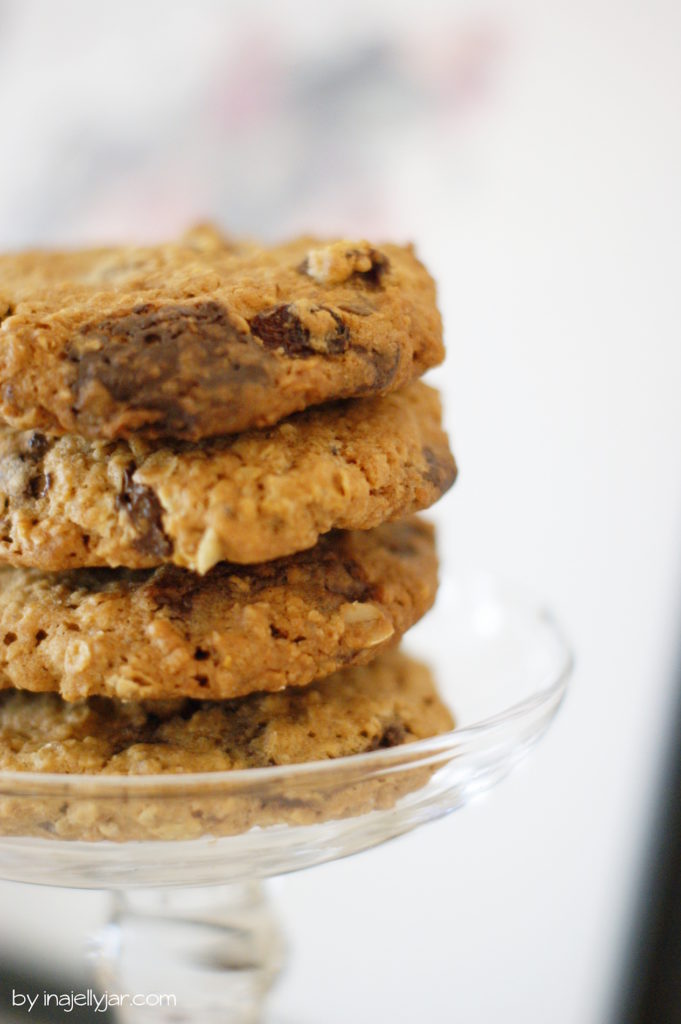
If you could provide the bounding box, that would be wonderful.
[0,0,680,1021]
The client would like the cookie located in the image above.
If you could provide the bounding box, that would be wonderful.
[0,228,443,441]
[0,518,437,701]
[0,382,455,572]
[0,650,454,841]
[0,650,453,774]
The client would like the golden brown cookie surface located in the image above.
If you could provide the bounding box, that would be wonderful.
[0,383,455,572]
[0,649,452,774]
[0,649,453,841]
[0,519,437,701]
[0,228,443,441]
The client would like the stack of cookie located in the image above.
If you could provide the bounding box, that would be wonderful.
[0,226,456,786]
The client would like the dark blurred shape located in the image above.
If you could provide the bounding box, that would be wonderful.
[618,641,681,1024]
[0,958,109,1022]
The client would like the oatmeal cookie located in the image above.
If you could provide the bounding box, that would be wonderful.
[0,228,443,440]
[0,382,455,572]
[0,649,453,841]
[0,649,452,774]
[0,519,437,701]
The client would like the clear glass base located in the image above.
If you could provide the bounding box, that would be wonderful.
[92,883,285,1023]
[0,576,572,1023]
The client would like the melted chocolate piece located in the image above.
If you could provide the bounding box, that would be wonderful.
[69,301,270,436]
[249,304,349,358]
[372,722,407,749]
[25,432,49,461]
[421,446,457,492]
[116,463,172,558]
[357,248,390,287]
[11,431,53,501]
[26,471,51,500]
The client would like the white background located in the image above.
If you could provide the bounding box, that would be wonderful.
[0,2,680,1021]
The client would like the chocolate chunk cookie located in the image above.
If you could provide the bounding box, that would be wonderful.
[0,382,455,572]
[0,649,453,841]
[0,519,437,701]
[0,649,452,774]
[0,228,443,440]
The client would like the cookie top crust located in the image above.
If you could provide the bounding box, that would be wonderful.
[0,382,455,572]
[0,227,444,441]
[0,649,453,774]
[0,518,437,702]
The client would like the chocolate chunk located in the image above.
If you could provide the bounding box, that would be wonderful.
[116,463,172,558]
[249,304,349,358]
[26,472,51,500]
[371,722,407,750]
[350,346,402,397]
[0,430,53,506]
[25,432,49,461]
[357,248,390,287]
[70,302,270,436]
[369,347,401,391]
[421,446,457,492]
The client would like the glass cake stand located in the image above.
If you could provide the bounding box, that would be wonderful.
[0,575,572,1023]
